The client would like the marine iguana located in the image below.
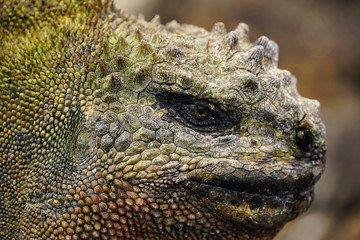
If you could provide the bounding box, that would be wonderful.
[0,0,326,239]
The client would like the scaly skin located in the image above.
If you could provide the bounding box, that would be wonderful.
[0,1,326,239]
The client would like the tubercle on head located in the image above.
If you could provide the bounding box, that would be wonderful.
[92,16,281,94]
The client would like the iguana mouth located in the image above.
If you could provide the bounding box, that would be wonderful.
[182,164,320,228]
[184,179,314,204]
[183,179,314,228]
[186,171,317,198]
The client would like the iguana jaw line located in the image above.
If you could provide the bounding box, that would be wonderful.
[177,156,321,228]
[183,180,313,228]
[181,156,323,195]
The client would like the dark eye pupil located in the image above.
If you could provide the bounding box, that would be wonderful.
[295,127,314,152]
[188,105,210,120]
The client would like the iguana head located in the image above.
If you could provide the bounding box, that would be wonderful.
[0,1,326,239]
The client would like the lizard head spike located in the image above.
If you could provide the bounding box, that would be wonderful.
[151,14,161,25]
[234,23,250,42]
[211,22,227,35]
[134,29,142,42]
[96,59,110,76]
[104,0,117,13]
[137,14,145,22]
[245,45,265,73]
[108,72,117,89]
[230,45,265,74]
[165,20,181,31]
[151,33,163,45]
[115,55,127,68]
[253,36,279,69]
[105,72,123,91]
[130,65,151,88]
[135,40,152,57]
[87,10,99,26]
[210,31,238,55]
[118,36,131,55]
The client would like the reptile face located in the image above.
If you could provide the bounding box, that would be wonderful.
[0,1,326,239]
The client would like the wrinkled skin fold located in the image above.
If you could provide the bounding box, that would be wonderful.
[0,0,326,239]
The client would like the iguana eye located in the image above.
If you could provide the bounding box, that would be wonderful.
[295,127,314,152]
[156,94,240,133]
[178,101,220,127]
[187,104,210,120]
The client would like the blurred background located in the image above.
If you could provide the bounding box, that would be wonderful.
[115,1,360,239]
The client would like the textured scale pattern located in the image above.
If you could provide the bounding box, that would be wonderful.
[0,0,326,239]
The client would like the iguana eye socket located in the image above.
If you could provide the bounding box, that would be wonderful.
[156,93,240,133]
[177,102,223,130]
[295,127,314,152]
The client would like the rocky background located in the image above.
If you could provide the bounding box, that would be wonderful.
[115,1,360,239]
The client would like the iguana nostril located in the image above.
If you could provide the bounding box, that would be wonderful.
[295,127,314,152]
